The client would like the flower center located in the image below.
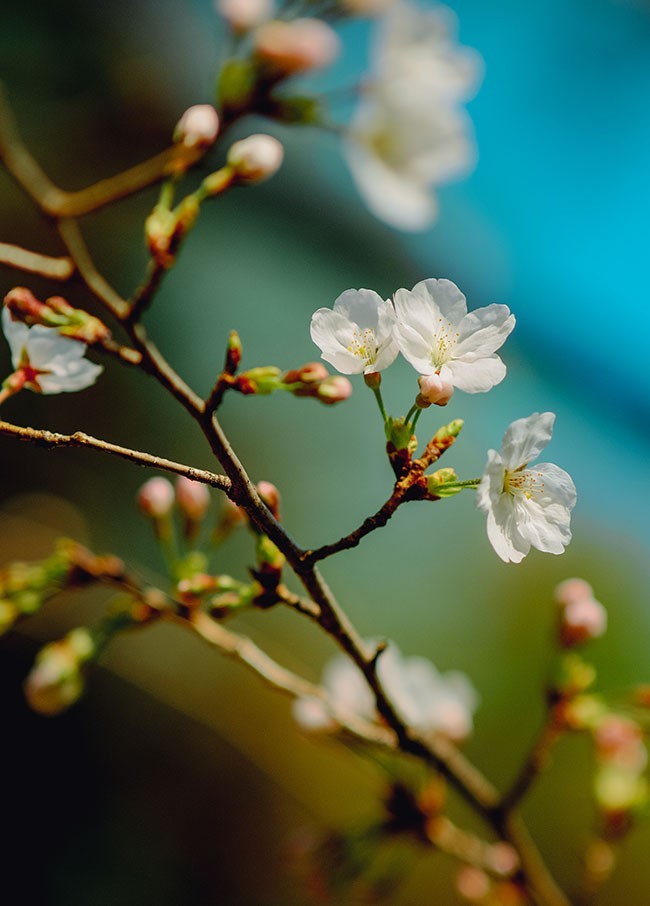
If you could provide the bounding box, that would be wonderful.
[503,468,545,500]
[430,318,459,369]
[347,327,378,367]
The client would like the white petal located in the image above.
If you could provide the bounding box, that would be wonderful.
[500,412,555,469]
[292,695,334,731]
[476,449,505,511]
[447,355,506,392]
[454,304,515,358]
[535,462,577,511]
[345,137,437,231]
[333,288,388,330]
[2,307,30,368]
[25,327,87,369]
[39,359,103,394]
[512,496,570,556]
[485,495,529,563]
[410,278,468,324]
[310,308,365,374]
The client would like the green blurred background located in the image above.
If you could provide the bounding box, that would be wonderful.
[1,0,649,903]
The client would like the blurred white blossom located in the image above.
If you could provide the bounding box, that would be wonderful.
[293,643,478,742]
[346,1,482,230]
[2,308,102,394]
[393,278,514,392]
[477,412,577,564]
[310,288,399,374]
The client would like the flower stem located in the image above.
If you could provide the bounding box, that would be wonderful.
[372,385,388,422]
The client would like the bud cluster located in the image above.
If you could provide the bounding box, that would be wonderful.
[4,287,111,345]
[555,578,607,647]
[137,475,213,545]
[230,361,352,405]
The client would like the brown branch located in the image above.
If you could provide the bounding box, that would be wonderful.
[499,710,564,814]
[303,492,406,564]
[0,85,205,219]
[0,242,74,280]
[56,219,129,319]
[0,420,231,493]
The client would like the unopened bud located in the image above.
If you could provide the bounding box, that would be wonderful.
[257,480,280,518]
[595,715,647,771]
[227,134,284,184]
[0,599,18,636]
[554,577,594,607]
[254,18,340,74]
[417,373,454,407]
[137,477,175,518]
[317,375,352,404]
[225,330,243,374]
[24,628,95,716]
[176,476,211,522]
[560,596,607,647]
[283,362,329,385]
[235,365,282,394]
[456,866,491,901]
[4,287,50,323]
[426,468,461,498]
[174,104,220,149]
[145,205,178,265]
[216,0,273,32]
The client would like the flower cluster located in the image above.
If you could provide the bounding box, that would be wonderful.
[346,3,482,230]
[293,642,478,743]
[311,278,514,400]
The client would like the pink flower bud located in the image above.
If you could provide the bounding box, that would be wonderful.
[216,0,273,32]
[554,577,594,607]
[560,596,607,646]
[227,134,284,183]
[595,715,647,772]
[417,373,454,407]
[137,477,174,518]
[254,18,341,75]
[456,866,490,901]
[175,476,211,521]
[317,375,353,404]
[257,480,281,518]
[283,362,329,384]
[174,104,220,149]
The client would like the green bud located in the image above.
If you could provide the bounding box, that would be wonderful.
[385,417,417,452]
[426,468,461,498]
[256,535,285,570]
[24,628,95,716]
[235,366,282,395]
[0,599,18,636]
[271,95,323,125]
[217,58,257,113]
[554,653,597,698]
[433,419,464,443]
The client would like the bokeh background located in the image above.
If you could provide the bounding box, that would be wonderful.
[1,0,649,903]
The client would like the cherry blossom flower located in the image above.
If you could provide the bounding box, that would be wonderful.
[2,308,102,395]
[345,2,482,230]
[310,288,399,375]
[293,642,478,742]
[476,412,577,564]
[393,279,515,392]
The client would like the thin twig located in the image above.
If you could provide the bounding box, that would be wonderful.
[0,85,205,219]
[0,420,231,492]
[56,219,128,319]
[0,241,74,280]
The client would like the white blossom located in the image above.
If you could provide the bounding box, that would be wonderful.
[2,308,102,394]
[345,2,482,231]
[476,412,577,564]
[310,288,399,375]
[393,279,514,392]
[293,643,478,742]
